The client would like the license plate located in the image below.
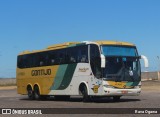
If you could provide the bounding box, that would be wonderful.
[121,90,128,94]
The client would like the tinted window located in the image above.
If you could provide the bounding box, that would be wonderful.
[66,48,77,63]
[90,44,101,78]
[78,45,88,63]
[48,51,57,65]
[56,50,66,64]
[17,45,89,68]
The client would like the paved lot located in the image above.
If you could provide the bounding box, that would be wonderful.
[0,81,160,117]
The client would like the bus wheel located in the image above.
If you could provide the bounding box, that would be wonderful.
[27,86,35,100]
[34,85,41,100]
[113,96,121,102]
[81,85,90,102]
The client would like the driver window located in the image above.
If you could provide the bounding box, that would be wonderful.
[90,44,101,78]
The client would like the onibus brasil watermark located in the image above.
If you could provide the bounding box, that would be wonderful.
[1,108,160,114]
[1,109,42,115]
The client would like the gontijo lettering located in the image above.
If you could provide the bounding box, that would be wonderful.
[31,69,51,76]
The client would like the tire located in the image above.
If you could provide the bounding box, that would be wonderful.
[27,86,35,100]
[113,96,121,102]
[34,86,48,100]
[81,85,90,102]
[34,86,41,100]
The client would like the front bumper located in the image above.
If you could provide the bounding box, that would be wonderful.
[103,87,141,96]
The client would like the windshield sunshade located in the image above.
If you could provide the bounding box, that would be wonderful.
[102,46,137,57]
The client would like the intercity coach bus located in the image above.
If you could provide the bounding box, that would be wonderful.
[16,40,141,101]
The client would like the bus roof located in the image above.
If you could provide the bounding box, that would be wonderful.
[95,40,135,46]
[18,40,135,55]
[18,42,79,55]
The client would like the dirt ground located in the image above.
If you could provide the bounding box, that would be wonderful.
[0,86,17,90]
[141,80,160,91]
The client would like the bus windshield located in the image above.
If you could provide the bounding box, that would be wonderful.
[101,45,141,82]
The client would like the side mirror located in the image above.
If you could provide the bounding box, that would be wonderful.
[141,55,149,68]
[101,54,106,68]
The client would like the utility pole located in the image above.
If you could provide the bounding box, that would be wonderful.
[157,56,160,80]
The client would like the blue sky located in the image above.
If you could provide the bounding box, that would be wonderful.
[0,0,160,77]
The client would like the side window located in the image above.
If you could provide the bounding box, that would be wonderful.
[57,49,66,64]
[48,51,57,65]
[42,52,50,66]
[29,54,35,67]
[17,55,24,68]
[17,55,33,68]
[17,45,89,68]
[66,45,88,64]
[66,48,77,63]
[38,53,45,66]
[90,44,101,78]
[30,53,39,67]
[23,55,30,68]
[78,45,88,63]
